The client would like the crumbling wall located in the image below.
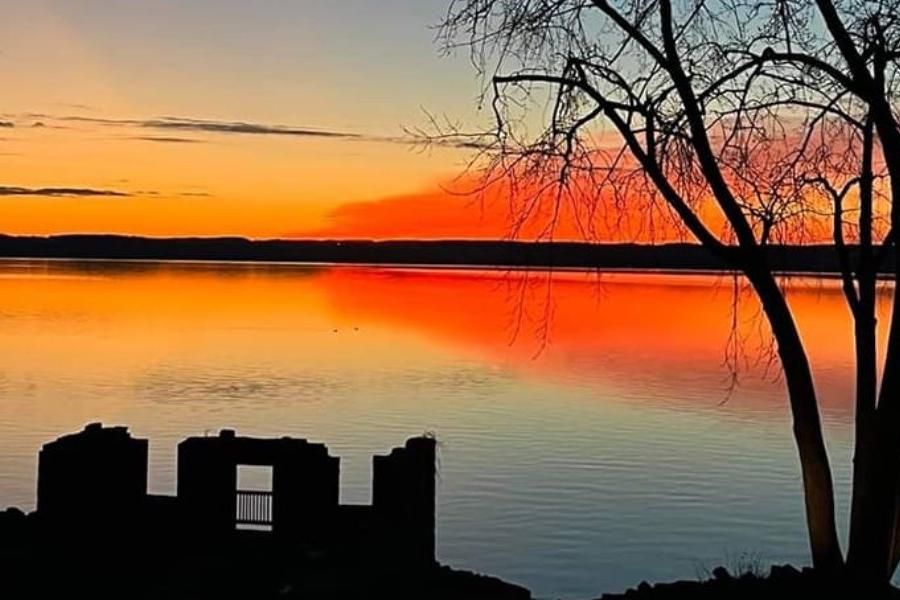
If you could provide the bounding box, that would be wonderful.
[373,436,437,565]
[37,423,148,538]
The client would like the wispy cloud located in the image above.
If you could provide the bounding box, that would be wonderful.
[52,102,96,112]
[0,186,131,197]
[49,115,359,140]
[145,117,360,139]
[0,185,215,199]
[0,121,14,128]
[14,112,485,149]
[132,136,204,144]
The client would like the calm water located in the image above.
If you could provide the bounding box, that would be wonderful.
[0,260,887,598]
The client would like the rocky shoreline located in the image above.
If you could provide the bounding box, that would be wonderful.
[0,507,531,600]
[599,565,900,600]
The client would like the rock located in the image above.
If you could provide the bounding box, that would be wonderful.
[769,564,800,581]
[711,566,731,581]
[655,580,701,597]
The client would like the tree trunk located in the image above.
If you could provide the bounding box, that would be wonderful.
[845,282,892,581]
[848,444,895,582]
[847,409,895,581]
[866,315,900,581]
[870,113,900,579]
[881,249,900,576]
[747,268,844,572]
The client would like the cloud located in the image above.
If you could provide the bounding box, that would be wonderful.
[53,102,96,112]
[49,114,360,140]
[131,136,204,144]
[26,119,68,130]
[0,185,211,199]
[292,175,689,242]
[20,112,484,148]
[0,121,14,128]
[13,112,486,151]
[0,186,131,197]
[143,117,360,139]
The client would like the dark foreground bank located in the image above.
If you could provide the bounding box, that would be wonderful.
[0,424,531,599]
[0,507,530,600]
[3,509,897,600]
[0,234,895,274]
[599,565,900,599]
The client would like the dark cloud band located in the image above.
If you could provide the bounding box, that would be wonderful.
[16,113,482,149]
[144,117,360,139]
[132,136,204,144]
[49,114,358,140]
[0,186,131,197]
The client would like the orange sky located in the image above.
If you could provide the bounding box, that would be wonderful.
[0,111,880,243]
[0,114,697,241]
[0,1,491,240]
[0,2,882,243]
[0,1,729,243]
[0,107,864,243]
[0,115,474,238]
[295,169,739,242]
[0,112,690,242]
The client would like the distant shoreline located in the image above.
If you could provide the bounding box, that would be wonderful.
[0,234,894,275]
[0,257,883,282]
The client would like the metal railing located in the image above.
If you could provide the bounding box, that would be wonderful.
[235,490,273,527]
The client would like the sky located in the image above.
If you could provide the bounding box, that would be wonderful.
[0,2,881,245]
[0,0,520,239]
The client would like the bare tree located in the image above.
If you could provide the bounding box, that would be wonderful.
[437,0,899,581]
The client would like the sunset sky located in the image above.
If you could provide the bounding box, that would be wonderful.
[0,0,523,239]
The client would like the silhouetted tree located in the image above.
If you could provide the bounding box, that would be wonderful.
[437,0,899,582]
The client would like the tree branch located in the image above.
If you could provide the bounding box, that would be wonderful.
[658,0,761,252]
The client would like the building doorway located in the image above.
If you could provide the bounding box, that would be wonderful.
[235,465,273,532]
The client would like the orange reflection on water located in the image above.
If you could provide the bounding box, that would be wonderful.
[0,262,420,381]
[0,260,888,419]
[319,267,891,413]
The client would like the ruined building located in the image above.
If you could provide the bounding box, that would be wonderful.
[35,423,436,565]
[1,424,532,600]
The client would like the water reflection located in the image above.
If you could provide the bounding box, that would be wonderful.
[0,260,884,598]
[320,267,886,415]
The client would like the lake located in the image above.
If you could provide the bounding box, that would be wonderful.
[0,260,887,599]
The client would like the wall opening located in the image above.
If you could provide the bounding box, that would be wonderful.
[235,465,273,532]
